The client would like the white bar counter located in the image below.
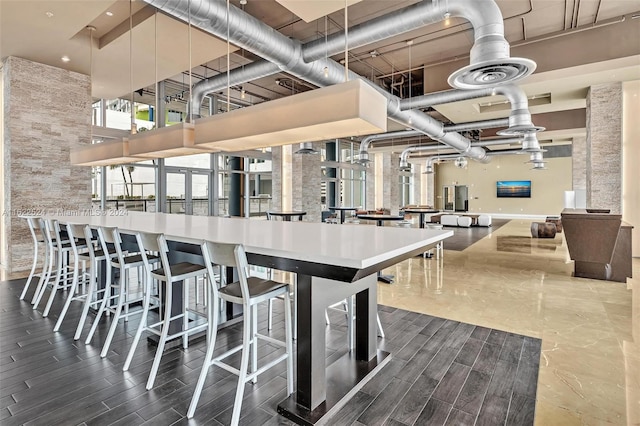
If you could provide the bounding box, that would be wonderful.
[44,210,452,424]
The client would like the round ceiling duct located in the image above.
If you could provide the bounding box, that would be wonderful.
[454,157,468,168]
[294,142,319,155]
[531,162,547,170]
[423,165,434,174]
[447,58,536,90]
[496,124,546,136]
[357,151,371,164]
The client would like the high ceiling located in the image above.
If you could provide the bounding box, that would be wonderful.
[1,0,639,148]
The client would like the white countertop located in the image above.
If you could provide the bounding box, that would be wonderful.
[43,211,453,270]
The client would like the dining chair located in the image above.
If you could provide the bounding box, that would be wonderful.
[187,240,294,424]
[122,232,209,390]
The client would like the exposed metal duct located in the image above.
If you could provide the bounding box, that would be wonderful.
[357,130,421,164]
[399,85,544,135]
[294,142,320,155]
[144,0,532,162]
[399,137,523,170]
[188,0,536,117]
[190,61,280,118]
[421,137,546,173]
[444,118,509,132]
[423,154,461,174]
[356,117,509,164]
[303,0,536,89]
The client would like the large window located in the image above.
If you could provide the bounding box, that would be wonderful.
[217,154,272,218]
[321,140,366,208]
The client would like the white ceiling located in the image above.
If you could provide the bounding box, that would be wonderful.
[1,0,639,144]
[0,0,235,99]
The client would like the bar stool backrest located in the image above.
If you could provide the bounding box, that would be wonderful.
[133,231,162,275]
[201,241,250,302]
[155,234,173,281]
[96,226,116,258]
[109,227,133,268]
[41,219,60,250]
[82,225,98,260]
[25,217,42,244]
[65,223,86,255]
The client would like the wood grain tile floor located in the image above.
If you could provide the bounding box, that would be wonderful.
[0,277,540,426]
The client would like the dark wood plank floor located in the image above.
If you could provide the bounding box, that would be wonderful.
[0,277,540,426]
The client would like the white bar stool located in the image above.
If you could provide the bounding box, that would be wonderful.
[188,241,294,424]
[85,227,160,358]
[20,216,46,301]
[326,296,385,351]
[73,224,118,341]
[122,232,209,390]
[34,219,87,317]
[53,223,92,332]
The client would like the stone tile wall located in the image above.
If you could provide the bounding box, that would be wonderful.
[586,83,622,213]
[271,146,282,212]
[382,152,400,214]
[2,57,92,272]
[365,157,376,210]
[412,167,421,206]
[572,136,586,192]
[292,143,322,222]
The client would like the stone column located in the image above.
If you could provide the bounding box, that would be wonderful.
[292,143,322,222]
[412,166,421,206]
[586,83,622,213]
[572,136,586,192]
[1,57,92,273]
[365,158,376,211]
[270,146,282,212]
[382,152,400,214]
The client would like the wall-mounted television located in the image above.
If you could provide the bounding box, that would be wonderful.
[497,180,531,198]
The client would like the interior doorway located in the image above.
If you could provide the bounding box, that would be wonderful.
[443,185,469,212]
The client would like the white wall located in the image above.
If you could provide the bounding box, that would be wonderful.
[434,152,572,216]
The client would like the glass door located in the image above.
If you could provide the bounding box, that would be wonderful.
[166,168,211,215]
[443,185,455,211]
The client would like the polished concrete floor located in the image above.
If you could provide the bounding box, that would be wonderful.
[2,218,638,425]
[378,219,639,426]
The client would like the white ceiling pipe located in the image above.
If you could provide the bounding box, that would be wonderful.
[423,154,462,174]
[357,130,421,164]
[398,137,523,170]
[144,0,530,162]
[399,85,544,135]
[303,0,536,88]
[357,117,510,164]
[422,142,546,173]
[189,0,531,117]
[444,118,509,132]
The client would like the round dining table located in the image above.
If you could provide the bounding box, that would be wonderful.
[402,208,440,229]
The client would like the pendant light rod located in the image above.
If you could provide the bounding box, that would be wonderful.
[129,0,135,133]
[344,0,349,82]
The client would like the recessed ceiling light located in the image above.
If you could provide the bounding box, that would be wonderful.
[105,11,113,16]
[61,56,70,63]
[45,11,54,18]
